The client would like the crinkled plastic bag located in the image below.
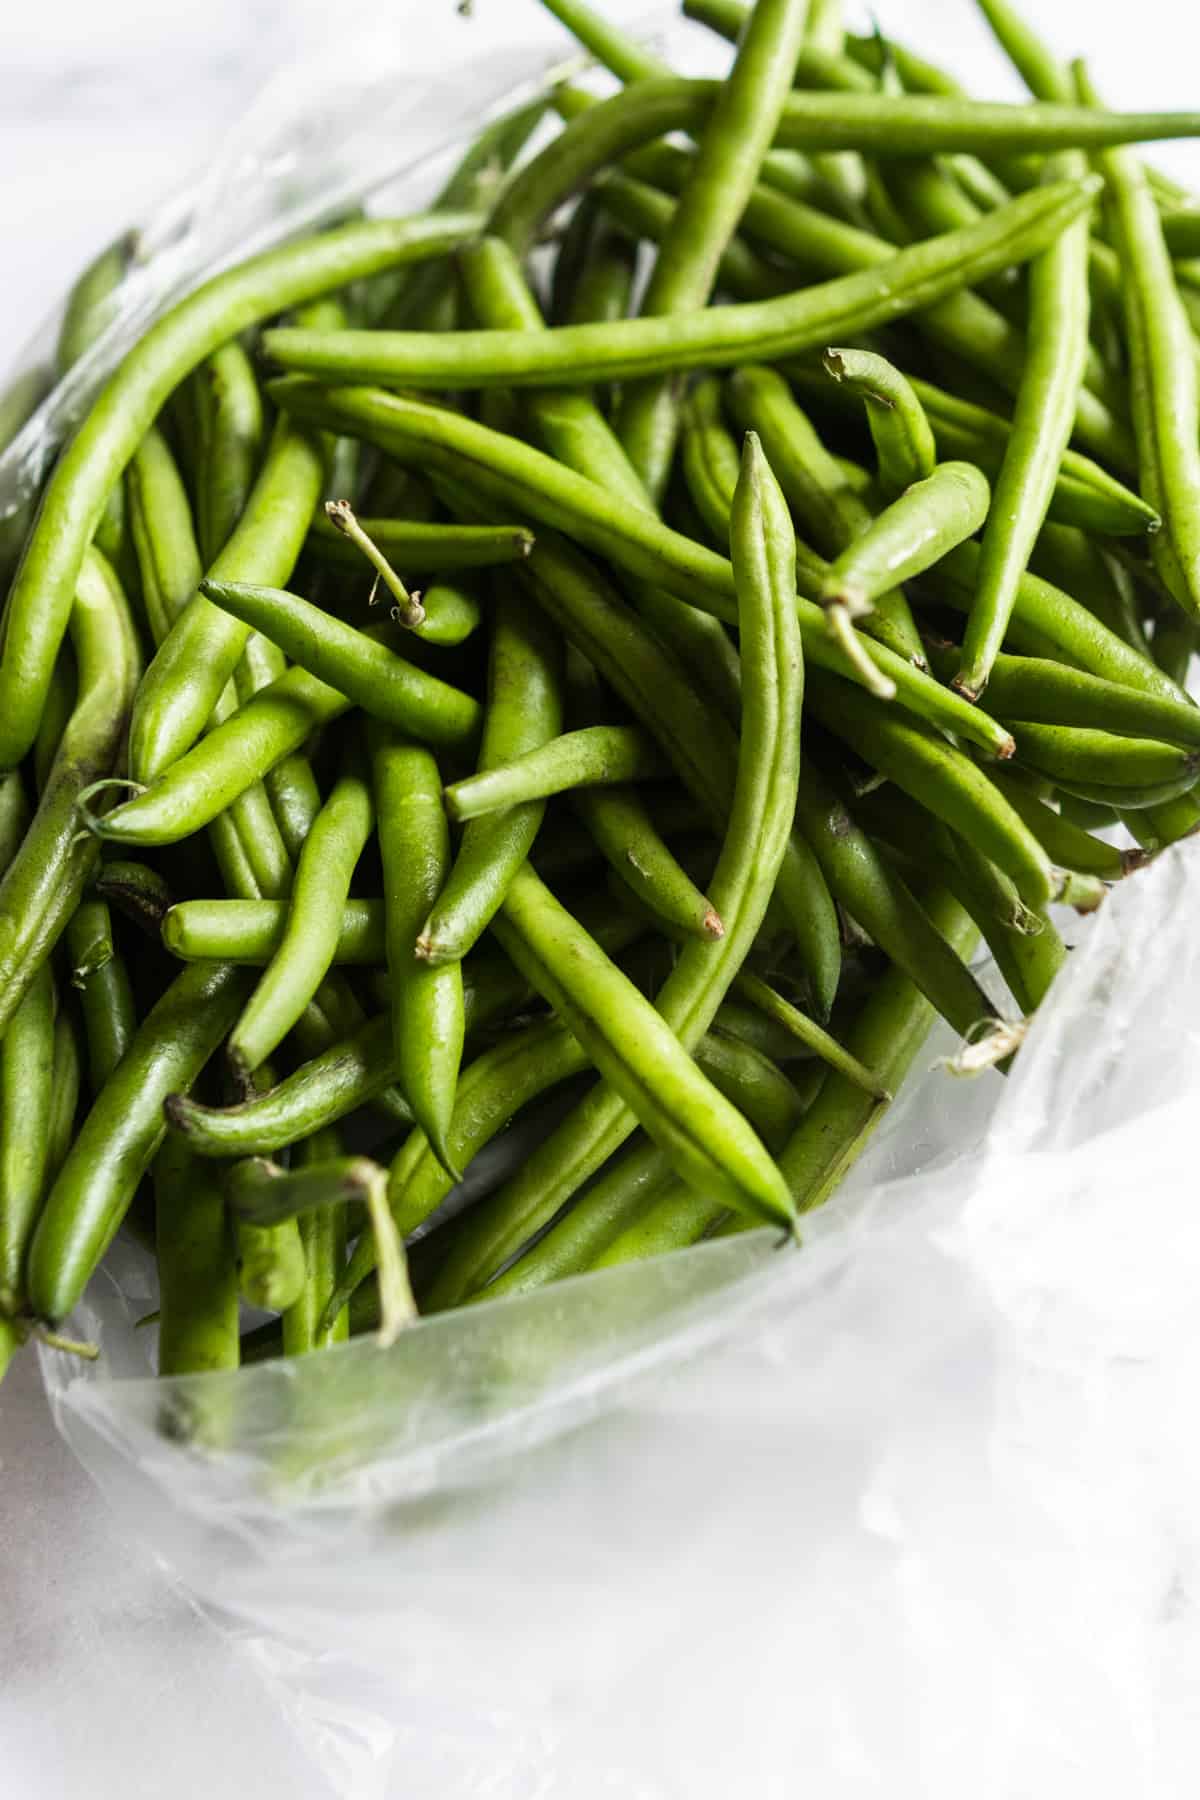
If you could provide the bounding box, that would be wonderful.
[38,853,1200,1800]
[11,14,1200,1797]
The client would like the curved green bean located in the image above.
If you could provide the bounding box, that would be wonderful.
[822,346,937,495]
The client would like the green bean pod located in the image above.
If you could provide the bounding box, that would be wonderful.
[45,1008,82,1187]
[191,339,266,562]
[233,1210,307,1313]
[574,786,723,941]
[417,591,564,965]
[984,767,1136,879]
[372,727,464,1177]
[818,459,991,616]
[444,725,663,822]
[0,965,58,1312]
[155,1137,239,1377]
[822,346,937,495]
[229,765,376,1079]
[1004,721,1197,790]
[28,959,252,1325]
[929,645,1200,749]
[66,900,137,1093]
[283,1130,351,1357]
[0,549,140,1035]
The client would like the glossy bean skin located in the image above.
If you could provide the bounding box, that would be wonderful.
[372,727,464,1178]
[191,339,266,562]
[27,960,252,1325]
[155,1138,240,1378]
[0,550,140,1035]
[928,643,1200,748]
[200,579,481,747]
[0,211,483,772]
[0,965,58,1312]
[265,177,1097,390]
[822,346,937,495]
[229,766,375,1078]
[444,725,663,821]
[794,760,996,1038]
[805,673,1053,908]
[1003,720,1196,790]
[819,460,991,615]
[307,513,534,575]
[66,900,137,1094]
[417,592,564,965]
[575,786,722,941]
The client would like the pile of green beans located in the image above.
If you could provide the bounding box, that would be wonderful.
[3,0,1200,1394]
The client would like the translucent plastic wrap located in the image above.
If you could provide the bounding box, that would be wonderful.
[11,14,1200,1796]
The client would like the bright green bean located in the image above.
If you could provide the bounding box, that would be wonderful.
[819,460,991,615]
[155,1138,239,1378]
[822,346,937,495]
[0,965,57,1312]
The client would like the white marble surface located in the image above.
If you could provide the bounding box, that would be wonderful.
[2,2,1200,1796]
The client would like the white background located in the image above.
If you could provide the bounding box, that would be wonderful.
[2,3,1200,1795]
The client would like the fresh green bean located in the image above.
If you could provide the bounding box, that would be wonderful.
[233,1208,307,1313]
[983,766,1137,878]
[192,339,266,562]
[307,513,534,574]
[728,365,925,666]
[0,211,483,773]
[575,786,722,942]
[372,726,463,1178]
[444,725,663,821]
[820,460,991,615]
[731,970,888,1096]
[66,900,137,1093]
[929,644,1200,748]
[0,965,57,1312]
[95,859,173,935]
[1004,721,1196,789]
[417,591,562,965]
[28,959,251,1324]
[282,1130,350,1356]
[229,765,375,1079]
[268,177,1097,393]
[822,346,936,495]
[199,578,480,746]
[46,1008,82,1187]
[155,1138,239,1377]
[130,417,325,781]
[0,549,139,1035]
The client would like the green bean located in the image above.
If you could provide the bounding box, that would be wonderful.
[1003,720,1196,790]
[0,550,139,1035]
[66,900,137,1093]
[199,578,481,747]
[728,365,926,666]
[930,644,1200,748]
[95,859,173,935]
[307,512,534,575]
[819,460,991,615]
[428,432,805,1304]
[1049,768,1200,810]
[130,417,325,781]
[0,773,28,878]
[444,725,663,822]
[807,673,1054,907]
[45,1007,82,1189]
[919,544,1189,705]
[575,787,722,942]
[692,1033,807,1150]
[192,340,266,562]
[562,212,638,332]
[731,970,888,1096]
[228,766,375,1079]
[269,177,1097,393]
[125,426,204,643]
[271,380,1015,756]
[417,592,563,966]
[1029,523,1153,657]
[55,230,136,373]
[0,212,482,773]
[594,170,791,305]
[233,1208,307,1313]
[282,1130,350,1356]
[612,0,811,498]
[476,1136,679,1303]
[982,767,1136,878]
[155,1138,239,1377]
[28,959,251,1324]
[0,965,57,1312]
[326,1014,598,1321]
[1077,66,1200,619]
[822,346,936,495]
[163,898,379,964]
[33,647,77,795]
[777,885,978,1214]
[372,726,463,1178]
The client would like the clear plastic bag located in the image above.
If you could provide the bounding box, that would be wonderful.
[12,13,1200,1797]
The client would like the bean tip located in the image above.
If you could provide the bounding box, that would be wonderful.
[702,906,725,940]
